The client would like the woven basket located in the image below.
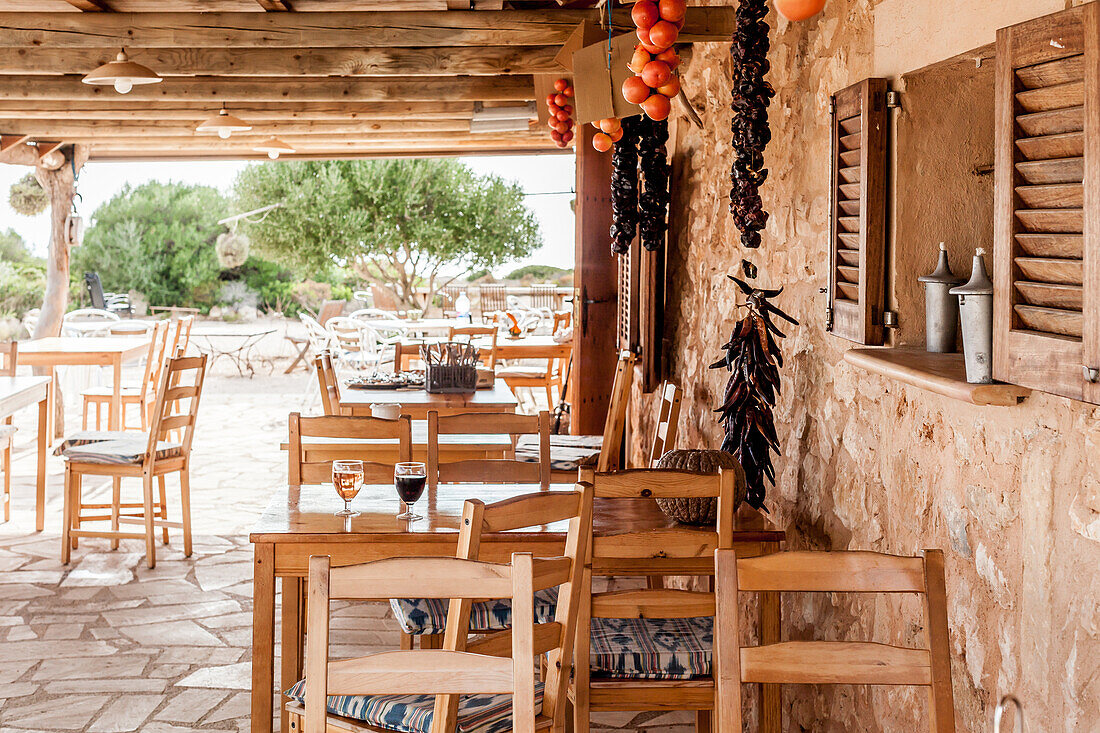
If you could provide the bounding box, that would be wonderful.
[654,449,747,525]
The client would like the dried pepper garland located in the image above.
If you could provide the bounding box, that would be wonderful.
[710,277,797,509]
[729,0,774,250]
[609,116,641,255]
[637,116,670,252]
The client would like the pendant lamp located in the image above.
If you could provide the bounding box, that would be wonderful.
[253,137,295,160]
[196,108,253,139]
[82,49,162,95]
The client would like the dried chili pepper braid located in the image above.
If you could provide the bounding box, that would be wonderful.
[729,0,774,249]
[709,276,797,510]
[637,116,670,252]
[609,115,641,255]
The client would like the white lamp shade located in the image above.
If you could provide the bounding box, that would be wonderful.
[196,109,253,136]
[253,137,295,158]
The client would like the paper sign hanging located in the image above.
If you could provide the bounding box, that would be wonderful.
[570,33,639,125]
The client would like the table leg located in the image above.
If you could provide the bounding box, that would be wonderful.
[280,576,303,733]
[758,541,781,733]
[110,357,122,431]
[252,542,276,733]
[36,392,47,533]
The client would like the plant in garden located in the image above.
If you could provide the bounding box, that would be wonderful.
[709,276,797,510]
[8,173,48,217]
[233,159,541,310]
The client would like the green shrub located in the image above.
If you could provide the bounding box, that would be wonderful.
[0,260,45,318]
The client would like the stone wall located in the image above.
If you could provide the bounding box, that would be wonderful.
[627,0,1100,729]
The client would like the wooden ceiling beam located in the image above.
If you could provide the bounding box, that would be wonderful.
[86,148,568,163]
[0,101,485,121]
[6,0,460,11]
[0,9,735,48]
[3,119,503,136]
[62,0,109,10]
[0,133,29,153]
[0,45,563,77]
[69,131,551,146]
[255,0,290,10]
[2,75,537,103]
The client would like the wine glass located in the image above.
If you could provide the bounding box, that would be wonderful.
[332,460,364,517]
[394,461,427,521]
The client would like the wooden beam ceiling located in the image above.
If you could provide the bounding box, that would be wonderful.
[62,0,108,10]
[0,46,563,77]
[0,9,735,48]
[0,101,491,121]
[7,119,508,137]
[3,75,537,103]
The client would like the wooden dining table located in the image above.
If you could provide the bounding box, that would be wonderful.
[18,336,151,435]
[249,483,786,733]
[0,376,49,530]
[335,374,519,419]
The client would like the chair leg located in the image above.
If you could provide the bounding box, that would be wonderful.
[400,632,413,651]
[179,469,193,558]
[61,465,73,564]
[3,421,11,523]
[71,471,81,550]
[158,474,169,545]
[82,399,89,430]
[109,477,121,551]
[421,633,443,649]
[141,471,157,569]
[695,710,712,733]
[139,398,148,431]
[545,385,554,411]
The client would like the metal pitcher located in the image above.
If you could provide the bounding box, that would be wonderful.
[994,695,1026,732]
[918,242,965,353]
[950,249,994,384]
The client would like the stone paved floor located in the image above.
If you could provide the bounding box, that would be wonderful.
[0,334,691,733]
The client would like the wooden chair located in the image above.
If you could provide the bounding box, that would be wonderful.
[1,341,17,522]
[478,283,508,320]
[570,467,739,733]
[170,314,195,356]
[714,548,956,733]
[648,381,682,466]
[447,324,498,368]
[82,320,169,431]
[426,410,551,490]
[529,284,558,311]
[515,351,635,483]
[313,351,351,417]
[317,298,346,326]
[60,353,208,569]
[393,339,425,371]
[498,343,572,409]
[393,485,591,661]
[288,412,412,487]
[286,549,578,733]
[551,310,572,335]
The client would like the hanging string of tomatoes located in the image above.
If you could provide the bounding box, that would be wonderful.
[622,0,686,121]
[545,78,575,149]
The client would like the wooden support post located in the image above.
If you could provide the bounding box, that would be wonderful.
[571,125,618,435]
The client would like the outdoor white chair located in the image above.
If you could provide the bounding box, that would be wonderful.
[62,308,120,337]
[326,317,382,373]
[299,313,332,355]
[348,308,407,338]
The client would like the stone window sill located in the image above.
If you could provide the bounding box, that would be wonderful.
[843,347,1031,406]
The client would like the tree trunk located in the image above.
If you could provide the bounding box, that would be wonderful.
[29,145,88,438]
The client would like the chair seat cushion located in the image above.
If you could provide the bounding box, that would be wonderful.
[0,424,16,441]
[515,435,602,472]
[390,587,559,636]
[284,679,543,733]
[496,366,548,380]
[589,616,713,680]
[81,385,141,398]
[57,430,180,465]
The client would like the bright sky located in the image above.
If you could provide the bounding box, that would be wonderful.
[0,153,576,277]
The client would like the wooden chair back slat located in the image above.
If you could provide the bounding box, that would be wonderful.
[448,325,499,367]
[714,548,957,733]
[145,354,207,462]
[313,352,348,416]
[648,382,682,466]
[169,315,194,356]
[394,340,424,371]
[580,467,732,499]
[304,552,541,733]
[597,351,636,472]
[465,622,563,659]
[427,410,550,490]
[316,299,346,326]
[736,551,927,593]
[0,341,16,377]
[590,589,716,619]
[288,412,412,487]
[480,490,582,532]
[591,527,717,561]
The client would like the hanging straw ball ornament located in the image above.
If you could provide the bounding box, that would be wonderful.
[9,173,48,217]
[774,0,826,21]
[216,231,251,269]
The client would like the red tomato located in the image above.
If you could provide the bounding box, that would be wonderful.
[562,104,573,114]
[658,0,687,22]
[641,93,671,121]
[636,27,664,54]
[562,130,574,144]
[609,127,624,142]
[629,46,652,75]
[599,118,622,134]
[649,20,679,49]
[551,129,563,142]
[631,0,660,29]
[657,48,680,70]
[545,93,557,106]
[553,93,567,107]
[774,0,826,21]
[622,75,652,105]
[592,132,613,152]
[657,76,681,97]
[547,103,561,116]
[555,110,569,122]
[563,86,575,97]
[554,78,569,92]
[562,118,574,129]
[641,60,672,88]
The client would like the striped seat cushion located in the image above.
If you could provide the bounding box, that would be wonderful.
[0,424,17,441]
[59,432,181,465]
[515,435,602,472]
[54,430,138,454]
[390,587,559,636]
[589,616,713,680]
[284,679,543,733]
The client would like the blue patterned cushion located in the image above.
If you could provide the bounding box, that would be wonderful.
[284,679,543,733]
[589,616,713,680]
[515,435,601,471]
[390,587,559,635]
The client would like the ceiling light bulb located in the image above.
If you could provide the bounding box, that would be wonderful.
[113,78,133,94]
[267,150,280,160]
[218,128,232,140]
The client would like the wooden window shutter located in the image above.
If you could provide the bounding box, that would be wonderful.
[617,239,640,352]
[638,247,665,392]
[827,77,889,345]
[994,4,1100,403]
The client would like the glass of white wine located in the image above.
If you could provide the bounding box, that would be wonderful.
[332,460,365,517]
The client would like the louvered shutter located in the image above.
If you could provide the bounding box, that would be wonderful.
[617,239,639,352]
[827,78,889,345]
[994,4,1100,403]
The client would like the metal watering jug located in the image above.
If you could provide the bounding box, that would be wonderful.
[994,695,1026,732]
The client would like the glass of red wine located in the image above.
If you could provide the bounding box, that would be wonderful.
[394,461,427,521]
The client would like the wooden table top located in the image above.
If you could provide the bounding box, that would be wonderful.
[0,376,49,416]
[250,483,786,544]
[17,336,151,359]
[335,375,519,411]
